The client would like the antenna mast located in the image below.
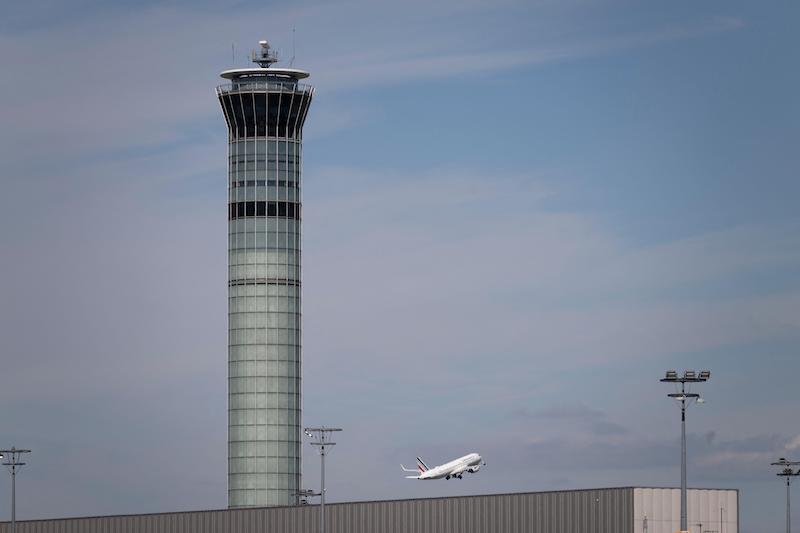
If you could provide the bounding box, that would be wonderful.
[290,27,296,67]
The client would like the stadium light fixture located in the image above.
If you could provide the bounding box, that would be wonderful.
[771,458,800,533]
[660,370,710,532]
[1,447,32,533]
[304,427,342,533]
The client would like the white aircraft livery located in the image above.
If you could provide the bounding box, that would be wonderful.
[401,453,484,480]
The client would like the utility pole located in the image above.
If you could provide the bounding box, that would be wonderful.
[1,447,32,533]
[660,370,710,532]
[772,458,800,533]
[304,427,342,533]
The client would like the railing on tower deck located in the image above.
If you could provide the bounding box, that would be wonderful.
[216,81,313,95]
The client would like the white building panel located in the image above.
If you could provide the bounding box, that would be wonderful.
[633,488,737,533]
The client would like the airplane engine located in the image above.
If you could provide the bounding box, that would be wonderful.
[468,465,481,473]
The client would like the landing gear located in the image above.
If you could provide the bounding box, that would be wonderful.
[457,475,463,479]
[446,475,450,480]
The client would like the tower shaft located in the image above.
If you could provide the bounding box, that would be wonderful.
[217,55,313,508]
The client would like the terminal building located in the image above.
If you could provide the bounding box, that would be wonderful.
[0,487,738,533]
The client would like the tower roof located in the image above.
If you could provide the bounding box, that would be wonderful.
[219,67,310,81]
[220,39,309,81]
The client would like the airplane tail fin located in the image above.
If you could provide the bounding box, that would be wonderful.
[416,457,430,473]
[401,464,421,479]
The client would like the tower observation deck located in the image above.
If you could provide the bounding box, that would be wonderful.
[216,40,313,508]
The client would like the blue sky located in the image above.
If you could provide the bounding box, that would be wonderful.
[0,1,798,531]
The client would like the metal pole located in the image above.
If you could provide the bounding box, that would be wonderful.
[304,428,340,533]
[11,463,15,533]
[681,384,687,532]
[661,371,710,533]
[2,448,30,533]
[321,446,326,533]
[787,476,791,533]
[771,459,800,533]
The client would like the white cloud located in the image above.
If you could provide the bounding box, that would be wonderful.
[303,166,800,385]
[786,435,800,451]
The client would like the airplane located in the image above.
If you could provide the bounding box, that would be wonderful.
[401,453,484,480]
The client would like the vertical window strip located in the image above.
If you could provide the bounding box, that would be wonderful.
[260,90,269,494]
[281,91,290,483]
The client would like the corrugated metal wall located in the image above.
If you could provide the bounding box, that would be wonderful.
[0,488,634,533]
[632,488,738,533]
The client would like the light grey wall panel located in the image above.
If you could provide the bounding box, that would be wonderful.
[632,488,738,533]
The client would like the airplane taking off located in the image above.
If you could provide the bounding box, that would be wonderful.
[401,453,484,480]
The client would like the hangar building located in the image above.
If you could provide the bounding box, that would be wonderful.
[0,487,738,533]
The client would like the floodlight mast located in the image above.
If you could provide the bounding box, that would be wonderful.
[771,457,800,533]
[304,427,342,533]
[1,447,32,533]
[660,370,710,532]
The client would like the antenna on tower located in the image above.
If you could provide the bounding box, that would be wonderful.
[290,27,296,67]
[252,39,278,68]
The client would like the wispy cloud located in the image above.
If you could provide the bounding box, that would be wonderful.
[311,16,746,90]
[0,2,745,171]
[786,435,800,451]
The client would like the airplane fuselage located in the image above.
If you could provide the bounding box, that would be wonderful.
[417,453,482,480]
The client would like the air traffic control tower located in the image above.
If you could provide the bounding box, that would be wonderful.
[216,41,313,508]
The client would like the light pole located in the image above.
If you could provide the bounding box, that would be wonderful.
[304,427,341,533]
[1,447,32,533]
[771,457,800,533]
[661,369,710,532]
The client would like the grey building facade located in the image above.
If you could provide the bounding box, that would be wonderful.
[0,488,738,533]
[216,41,313,508]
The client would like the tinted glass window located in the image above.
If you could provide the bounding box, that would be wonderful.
[223,95,238,138]
[254,94,267,137]
[287,97,302,135]
[267,93,279,137]
[240,94,255,137]
[277,94,292,136]
[232,94,246,139]
[228,202,301,220]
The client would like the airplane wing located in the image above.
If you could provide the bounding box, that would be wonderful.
[451,465,468,476]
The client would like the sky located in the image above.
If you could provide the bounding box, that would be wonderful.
[0,0,798,531]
